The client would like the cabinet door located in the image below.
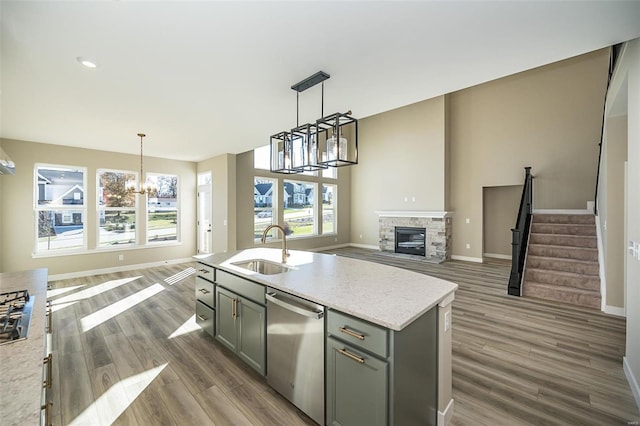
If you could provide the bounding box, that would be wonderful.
[215,286,238,352]
[326,337,388,426]
[237,296,266,376]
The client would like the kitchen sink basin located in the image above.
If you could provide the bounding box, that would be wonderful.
[231,259,293,275]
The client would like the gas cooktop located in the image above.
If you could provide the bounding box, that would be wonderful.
[0,290,35,345]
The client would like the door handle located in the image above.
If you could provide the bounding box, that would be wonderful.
[337,348,365,364]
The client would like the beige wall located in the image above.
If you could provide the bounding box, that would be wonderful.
[605,38,640,409]
[235,150,352,251]
[483,185,522,257]
[0,138,197,275]
[350,96,447,247]
[449,49,609,259]
[601,115,628,309]
[197,153,237,253]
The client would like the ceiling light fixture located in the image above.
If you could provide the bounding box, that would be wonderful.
[76,56,97,68]
[270,71,358,174]
[128,133,155,195]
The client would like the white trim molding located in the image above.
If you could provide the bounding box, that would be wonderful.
[375,210,452,218]
[48,257,193,281]
[532,209,593,215]
[604,306,626,317]
[307,243,351,252]
[438,398,454,426]
[624,356,640,412]
[348,243,381,251]
[595,214,607,312]
[484,253,512,260]
[451,255,483,263]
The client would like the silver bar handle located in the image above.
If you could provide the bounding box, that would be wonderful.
[266,292,324,320]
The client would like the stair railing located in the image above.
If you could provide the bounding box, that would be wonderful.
[508,167,533,296]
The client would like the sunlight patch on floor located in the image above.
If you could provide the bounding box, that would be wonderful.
[68,363,168,426]
[51,276,142,305]
[50,301,78,313]
[80,283,165,332]
[168,314,200,339]
[46,284,85,298]
[164,267,196,285]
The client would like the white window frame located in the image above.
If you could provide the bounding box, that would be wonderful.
[33,163,88,255]
[97,168,139,249]
[322,184,337,235]
[283,179,318,239]
[146,172,180,245]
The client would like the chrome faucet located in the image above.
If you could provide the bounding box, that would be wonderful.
[261,224,289,263]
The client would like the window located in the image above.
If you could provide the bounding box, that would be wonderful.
[254,177,275,240]
[147,173,179,244]
[35,165,87,253]
[254,145,271,170]
[284,180,316,238]
[322,184,336,234]
[97,170,137,247]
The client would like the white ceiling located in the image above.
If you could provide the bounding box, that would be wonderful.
[2,1,639,162]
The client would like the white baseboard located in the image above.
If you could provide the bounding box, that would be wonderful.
[348,243,381,251]
[48,257,194,282]
[532,209,592,215]
[595,214,607,312]
[604,305,626,317]
[624,356,640,412]
[484,253,512,260]
[438,398,454,426]
[451,255,483,263]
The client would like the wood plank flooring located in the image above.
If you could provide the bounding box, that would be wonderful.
[46,249,640,425]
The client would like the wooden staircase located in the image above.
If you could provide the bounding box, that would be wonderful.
[522,214,601,309]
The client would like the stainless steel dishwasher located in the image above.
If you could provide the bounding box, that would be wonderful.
[266,288,325,425]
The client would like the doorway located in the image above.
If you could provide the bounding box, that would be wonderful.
[482,185,523,259]
[197,172,212,254]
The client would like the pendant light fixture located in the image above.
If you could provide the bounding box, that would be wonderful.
[270,71,358,174]
[128,133,155,195]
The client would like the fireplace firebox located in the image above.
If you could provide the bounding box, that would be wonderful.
[395,227,426,256]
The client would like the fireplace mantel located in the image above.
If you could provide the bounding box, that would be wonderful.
[375,210,452,218]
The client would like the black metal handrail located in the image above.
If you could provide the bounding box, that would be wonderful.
[508,167,533,296]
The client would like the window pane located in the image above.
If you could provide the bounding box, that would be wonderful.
[322,166,337,179]
[322,184,336,234]
[147,174,179,244]
[197,171,211,186]
[37,210,85,252]
[254,177,274,240]
[36,166,85,206]
[99,210,136,246]
[98,171,136,208]
[284,181,315,238]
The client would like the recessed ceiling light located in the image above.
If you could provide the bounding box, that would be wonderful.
[76,57,97,68]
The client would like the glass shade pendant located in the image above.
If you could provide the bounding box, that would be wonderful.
[291,123,327,172]
[127,133,157,195]
[317,111,358,167]
[270,131,299,174]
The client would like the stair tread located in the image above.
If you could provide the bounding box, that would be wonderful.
[529,243,598,251]
[529,232,596,238]
[527,255,598,265]
[524,280,601,295]
[525,267,600,279]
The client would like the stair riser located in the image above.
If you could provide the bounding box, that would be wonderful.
[526,258,599,275]
[524,270,600,291]
[530,224,596,236]
[523,283,601,309]
[532,214,595,225]
[529,234,597,248]
[528,245,598,261]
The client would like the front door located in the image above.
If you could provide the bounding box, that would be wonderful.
[197,178,212,254]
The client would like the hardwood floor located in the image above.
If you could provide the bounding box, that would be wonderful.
[47,249,640,425]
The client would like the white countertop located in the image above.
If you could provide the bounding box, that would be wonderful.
[196,248,457,331]
[0,268,48,426]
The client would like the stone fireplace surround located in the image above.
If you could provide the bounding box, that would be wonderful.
[377,211,452,263]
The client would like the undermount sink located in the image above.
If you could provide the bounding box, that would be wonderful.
[231,259,293,275]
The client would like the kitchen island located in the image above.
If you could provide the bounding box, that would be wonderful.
[0,268,49,426]
[196,248,457,426]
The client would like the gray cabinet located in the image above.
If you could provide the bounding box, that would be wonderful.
[195,263,215,337]
[326,336,388,426]
[326,307,439,426]
[215,285,266,376]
